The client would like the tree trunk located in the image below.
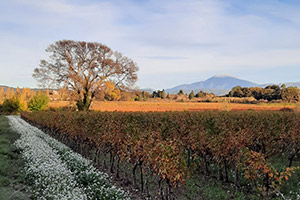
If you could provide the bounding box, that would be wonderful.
[110,152,115,173]
[116,156,120,180]
[76,91,92,111]
[133,163,138,188]
[140,164,144,193]
[145,172,150,198]
[224,160,229,182]
[264,173,270,193]
[165,178,171,200]
[204,156,210,176]
[103,152,107,169]
[288,150,298,167]
[158,178,164,200]
[234,167,240,187]
[123,171,130,185]
[93,149,99,163]
[218,163,223,181]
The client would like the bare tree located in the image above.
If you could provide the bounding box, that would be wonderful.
[33,40,139,110]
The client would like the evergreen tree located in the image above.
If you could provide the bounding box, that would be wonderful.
[157,90,162,98]
[152,91,158,98]
[195,91,206,98]
[161,89,166,99]
[189,90,195,100]
[178,90,184,95]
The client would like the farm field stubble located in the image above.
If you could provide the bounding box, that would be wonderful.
[48,100,297,112]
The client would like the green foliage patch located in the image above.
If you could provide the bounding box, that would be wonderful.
[28,92,49,111]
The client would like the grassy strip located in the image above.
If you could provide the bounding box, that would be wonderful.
[0,116,31,200]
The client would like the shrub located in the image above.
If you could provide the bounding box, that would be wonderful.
[280,107,294,112]
[49,106,77,112]
[2,96,26,114]
[28,92,49,111]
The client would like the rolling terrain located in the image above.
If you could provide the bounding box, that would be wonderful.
[164,75,300,95]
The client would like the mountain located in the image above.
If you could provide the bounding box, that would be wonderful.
[140,88,155,93]
[165,75,259,96]
[0,85,9,91]
[283,82,300,88]
[0,85,45,91]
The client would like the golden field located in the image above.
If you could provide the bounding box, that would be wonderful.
[48,100,297,112]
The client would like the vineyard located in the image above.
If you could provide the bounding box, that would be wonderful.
[21,111,300,199]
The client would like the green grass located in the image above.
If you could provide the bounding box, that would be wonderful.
[0,115,30,200]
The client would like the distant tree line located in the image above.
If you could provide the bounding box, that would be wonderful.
[101,88,214,102]
[152,89,167,99]
[227,84,300,102]
[186,90,214,99]
[147,89,214,101]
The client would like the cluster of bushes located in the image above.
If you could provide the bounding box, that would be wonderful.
[22,111,300,199]
[227,85,300,102]
[177,90,215,100]
[1,91,49,114]
[206,96,257,104]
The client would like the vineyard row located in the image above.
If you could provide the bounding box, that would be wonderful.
[21,111,300,199]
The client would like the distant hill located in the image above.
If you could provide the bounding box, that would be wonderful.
[165,75,258,95]
[2,77,300,97]
[0,85,9,91]
[164,75,300,96]
[140,88,155,93]
[283,82,300,88]
[0,85,44,91]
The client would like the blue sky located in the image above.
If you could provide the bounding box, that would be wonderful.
[0,0,300,89]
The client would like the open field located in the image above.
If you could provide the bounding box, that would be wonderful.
[48,100,297,112]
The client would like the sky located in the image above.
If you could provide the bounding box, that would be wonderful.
[0,0,300,90]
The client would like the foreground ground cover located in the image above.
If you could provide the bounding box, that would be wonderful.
[22,111,300,199]
[48,101,296,112]
[0,116,30,200]
[8,116,130,200]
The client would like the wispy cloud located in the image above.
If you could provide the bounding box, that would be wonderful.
[144,56,188,60]
[0,0,300,89]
